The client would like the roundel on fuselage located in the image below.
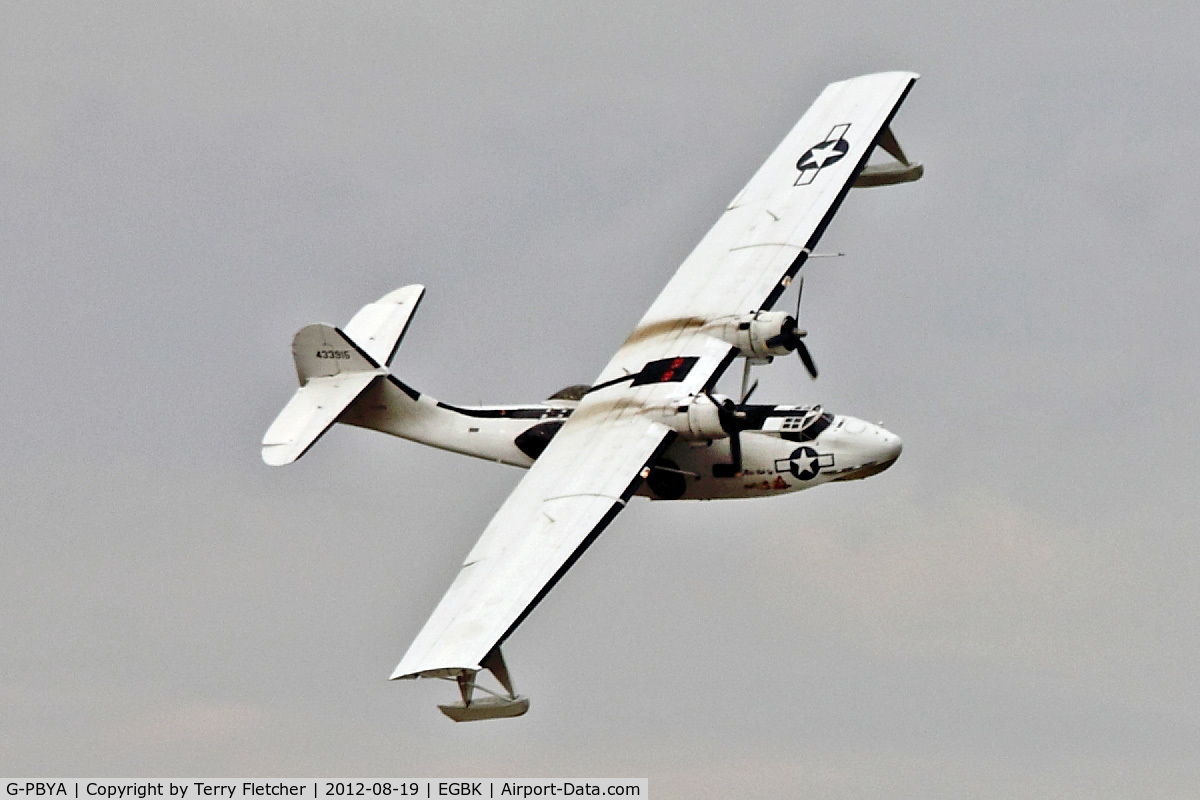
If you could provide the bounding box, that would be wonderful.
[788,446,822,481]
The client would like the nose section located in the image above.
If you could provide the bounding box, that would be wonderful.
[857,423,902,479]
[828,417,902,481]
[873,425,903,465]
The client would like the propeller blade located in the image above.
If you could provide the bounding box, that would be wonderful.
[704,387,750,477]
[740,378,760,405]
[795,275,805,319]
[796,340,818,379]
[704,389,736,428]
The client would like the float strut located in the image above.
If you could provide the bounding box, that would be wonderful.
[481,647,516,699]
[456,672,475,706]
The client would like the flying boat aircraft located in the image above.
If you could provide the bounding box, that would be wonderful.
[263,71,922,721]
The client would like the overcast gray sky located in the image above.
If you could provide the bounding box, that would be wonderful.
[3,1,1199,797]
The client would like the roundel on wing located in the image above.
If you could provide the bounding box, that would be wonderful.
[796,138,849,171]
[788,446,821,481]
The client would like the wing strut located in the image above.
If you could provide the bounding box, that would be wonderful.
[438,647,530,722]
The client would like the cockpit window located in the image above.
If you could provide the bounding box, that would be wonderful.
[780,406,833,442]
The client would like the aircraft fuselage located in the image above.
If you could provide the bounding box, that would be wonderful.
[340,377,901,501]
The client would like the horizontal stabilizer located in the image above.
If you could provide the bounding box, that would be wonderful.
[262,372,380,466]
[343,284,425,367]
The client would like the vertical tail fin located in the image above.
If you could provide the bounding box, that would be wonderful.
[291,323,380,384]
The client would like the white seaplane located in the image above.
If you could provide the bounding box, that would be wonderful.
[263,72,922,721]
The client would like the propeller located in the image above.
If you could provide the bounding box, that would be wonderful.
[764,276,819,379]
[705,389,753,477]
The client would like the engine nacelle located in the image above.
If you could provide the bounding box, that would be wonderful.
[711,311,797,359]
[662,393,731,441]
